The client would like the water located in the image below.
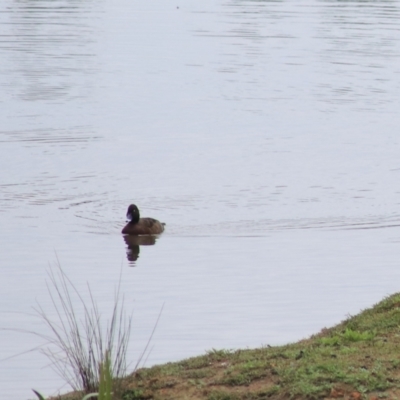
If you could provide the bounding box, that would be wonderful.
[1,0,400,398]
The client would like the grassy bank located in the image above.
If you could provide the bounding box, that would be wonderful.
[58,293,400,400]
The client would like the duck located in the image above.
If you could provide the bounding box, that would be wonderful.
[121,204,165,235]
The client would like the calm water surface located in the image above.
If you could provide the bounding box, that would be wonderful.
[1,0,400,398]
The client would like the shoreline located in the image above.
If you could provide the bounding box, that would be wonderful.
[57,293,400,400]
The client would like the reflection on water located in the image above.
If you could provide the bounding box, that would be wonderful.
[123,235,157,265]
[315,0,400,110]
[0,126,101,146]
[0,0,101,102]
[180,213,400,236]
[0,0,104,218]
[200,0,400,114]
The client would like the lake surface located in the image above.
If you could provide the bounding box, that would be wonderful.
[1,0,400,398]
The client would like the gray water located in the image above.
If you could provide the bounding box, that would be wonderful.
[2,0,400,398]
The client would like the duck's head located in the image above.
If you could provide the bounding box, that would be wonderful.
[126,204,140,223]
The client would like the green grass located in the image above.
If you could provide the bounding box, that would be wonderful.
[118,293,400,399]
[51,292,400,399]
[35,262,132,395]
[34,352,113,400]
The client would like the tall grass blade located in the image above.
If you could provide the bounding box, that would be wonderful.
[32,389,46,400]
[98,350,112,400]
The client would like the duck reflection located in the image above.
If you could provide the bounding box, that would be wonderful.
[123,235,157,266]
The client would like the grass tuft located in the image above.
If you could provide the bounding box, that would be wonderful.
[36,262,132,394]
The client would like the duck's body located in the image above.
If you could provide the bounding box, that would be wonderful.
[121,204,165,235]
[122,217,165,235]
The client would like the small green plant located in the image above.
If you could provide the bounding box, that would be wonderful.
[319,335,341,346]
[206,349,233,360]
[35,262,132,393]
[341,328,375,342]
[31,262,163,398]
[33,353,113,400]
[320,328,375,346]
[121,389,145,400]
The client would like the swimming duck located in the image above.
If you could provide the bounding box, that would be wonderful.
[121,204,165,235]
